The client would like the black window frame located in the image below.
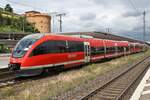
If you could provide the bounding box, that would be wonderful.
[106,46,116,53]
[91,46,105,55]
[30,40,67,56]
[67,41,84,52]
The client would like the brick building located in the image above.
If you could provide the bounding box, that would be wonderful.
[25,11,51,33]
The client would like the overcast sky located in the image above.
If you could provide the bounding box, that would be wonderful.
[0,0,150,41]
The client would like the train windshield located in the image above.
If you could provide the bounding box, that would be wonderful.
[13,34,43,58]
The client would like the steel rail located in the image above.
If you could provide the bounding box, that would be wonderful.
[0,68,9,73]
[0,71,17,82]
[80,56,150,100]
[116,63,150,100]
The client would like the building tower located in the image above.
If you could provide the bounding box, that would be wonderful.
[25,11,51,33]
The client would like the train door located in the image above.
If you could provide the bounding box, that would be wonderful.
[115,43,118,56]
[103,40,106,58]
[123,47,126,56]
[84,42,90,63]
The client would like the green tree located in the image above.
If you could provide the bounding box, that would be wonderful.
[0,12,3,25]
[0,7,3,11]
[0,9,39,33]
[20,17,39,33]
[4,4,13,13]
[24,22,39,33]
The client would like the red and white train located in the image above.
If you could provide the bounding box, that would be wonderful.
[9,33,145,76]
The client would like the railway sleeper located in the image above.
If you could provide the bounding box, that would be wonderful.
[113,82,129,86]
[95,94,117,100]
[100,91,120,96]
[99,85,126,91]
[108,85,127,89]
[103,89,123,93]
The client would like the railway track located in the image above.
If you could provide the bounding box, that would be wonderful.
[0,66,64,88]
[0,68,9,73]
[79,56,150,100]
[0,70,18,88]
[0,55,149,95]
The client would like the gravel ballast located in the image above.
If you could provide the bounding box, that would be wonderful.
[0,51,149,100]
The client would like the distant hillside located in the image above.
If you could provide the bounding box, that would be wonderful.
[0,6,39,33]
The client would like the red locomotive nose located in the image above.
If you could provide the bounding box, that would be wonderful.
[9,57,23,71]
[10,57,22,64]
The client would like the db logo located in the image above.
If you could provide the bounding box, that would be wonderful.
[68,54,77,58]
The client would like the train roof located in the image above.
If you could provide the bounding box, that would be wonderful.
[59,31,144,43]
[24,33,141,46]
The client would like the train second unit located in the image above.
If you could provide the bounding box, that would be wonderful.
[8,33,145,76]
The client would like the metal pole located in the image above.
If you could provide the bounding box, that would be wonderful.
[60,15,62,32]
[49,12,58,33]
[56,13,66,32]
[22,17,24,32]
[52,15,55,32]
[106,27,111,33]
[143,11,146,43]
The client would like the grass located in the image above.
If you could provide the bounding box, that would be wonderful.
[0,25,22,32]
[0,51,150,100]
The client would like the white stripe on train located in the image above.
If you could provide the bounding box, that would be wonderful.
[21,59,85,70]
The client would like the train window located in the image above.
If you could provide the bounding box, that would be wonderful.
[126,47,129,51]
[117,46,124,52]
[30,40,67,56]
[119,46,128,52]
[118,47,121,52]
[106,47,109,53]
[106,47,115,53]
[68,41,84,52]
[96,47,105,54]
[130,45,134,49]
[91,46,104,55]
[13,34,43,58]
[91,47,97,55]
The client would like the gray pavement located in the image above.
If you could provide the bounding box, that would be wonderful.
[0,53,11,57]
[130,67,150,100]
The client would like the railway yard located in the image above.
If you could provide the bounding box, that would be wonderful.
[0,0,150,100]
[0,50,149,100]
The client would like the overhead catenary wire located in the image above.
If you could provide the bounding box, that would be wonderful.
[128,0,147,42]
[128,0,140,14]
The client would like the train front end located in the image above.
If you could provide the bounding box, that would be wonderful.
[8,34,44,75]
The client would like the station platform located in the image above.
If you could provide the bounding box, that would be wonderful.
[0,53,11,57]
[0,54,10,69]
[130,67,150,100]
